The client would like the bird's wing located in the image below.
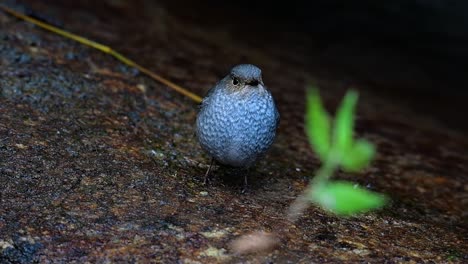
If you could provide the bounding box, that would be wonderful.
[275,105,280,128]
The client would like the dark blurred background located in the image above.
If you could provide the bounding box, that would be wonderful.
[165,0,468,91]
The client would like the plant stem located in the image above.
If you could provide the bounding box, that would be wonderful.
[287,151,339,222]
[311,150,339,187]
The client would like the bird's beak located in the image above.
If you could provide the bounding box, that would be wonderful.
[246,83,262,90]
[245,80,264,89]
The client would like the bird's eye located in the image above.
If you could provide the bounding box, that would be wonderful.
[232,78,239,85]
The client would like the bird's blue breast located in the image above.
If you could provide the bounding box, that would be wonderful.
[196,86,279,167]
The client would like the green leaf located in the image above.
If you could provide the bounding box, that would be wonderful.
[305,88,331,160]
[333,90,359,158]
[342,139,376,172]
[310,181,387,215]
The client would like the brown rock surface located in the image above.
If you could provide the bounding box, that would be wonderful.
[0,1,466,263]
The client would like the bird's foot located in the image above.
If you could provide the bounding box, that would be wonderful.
[203,158,215,185]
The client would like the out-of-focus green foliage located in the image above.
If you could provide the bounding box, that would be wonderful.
[304,87,387,216]
[333,90,358,158]
[310,181,387,215]
[342,139,375,172]
[306,89,331,161]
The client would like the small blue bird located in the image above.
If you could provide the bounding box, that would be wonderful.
[196,64,280,188]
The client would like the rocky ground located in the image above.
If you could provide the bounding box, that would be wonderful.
[0,0,467,263]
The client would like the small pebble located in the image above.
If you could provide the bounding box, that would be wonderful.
[65,52,77,60]
[16,54,31,64]
[15,143,27,149]
[136,84,146,93]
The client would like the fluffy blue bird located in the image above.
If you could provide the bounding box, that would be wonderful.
[196,64,280,187]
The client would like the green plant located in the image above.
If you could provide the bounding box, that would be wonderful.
[304,87,387,216]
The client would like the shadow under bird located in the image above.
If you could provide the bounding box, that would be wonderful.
[196,64,280,189]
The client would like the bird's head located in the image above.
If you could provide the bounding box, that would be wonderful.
[225,64,265,92]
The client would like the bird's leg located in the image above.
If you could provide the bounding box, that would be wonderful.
[203,158,215,185]
[240,167,251,193]
[241,173,249,194]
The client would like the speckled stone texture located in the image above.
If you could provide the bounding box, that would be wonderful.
[0,0,467,263]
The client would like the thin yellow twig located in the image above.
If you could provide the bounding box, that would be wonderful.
[0,5,203,103]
